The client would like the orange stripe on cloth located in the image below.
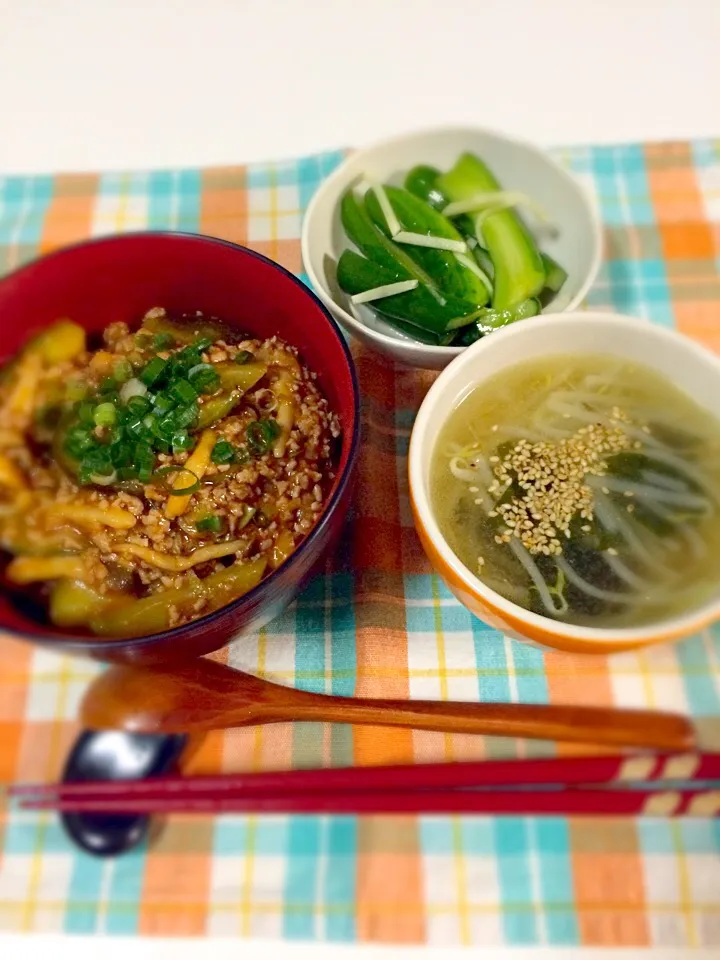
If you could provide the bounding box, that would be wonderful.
[38,174,100,254]
[647,144,715,263]
[139,849,213,935]
[647,164,707,222]
[352,340,425,941]
[543,650,615,757]
[353,620,414,767]
[356,818,426,943]
[570,820,649,946]
[659,222,716,262]
[199,168,248,247]
[249,239,302,276]
[675,302,720,355]
[15,719,80,783]
[0,633,33,782]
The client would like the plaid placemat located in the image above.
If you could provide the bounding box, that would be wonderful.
[1,141,720,948]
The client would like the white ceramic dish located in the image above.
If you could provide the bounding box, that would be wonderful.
[409,311,720,653]
[302,126,602,370]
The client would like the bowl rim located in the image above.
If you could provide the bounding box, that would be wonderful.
[301,124,603,360]
[408,309,720,645]
[0,230,361,652]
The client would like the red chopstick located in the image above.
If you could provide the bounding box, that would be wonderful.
[10,752,719,802]
[17,786,720,818]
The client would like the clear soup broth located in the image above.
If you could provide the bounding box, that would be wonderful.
[430,354,720,628]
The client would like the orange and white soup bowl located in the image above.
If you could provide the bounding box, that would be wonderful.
[408,311,720,654]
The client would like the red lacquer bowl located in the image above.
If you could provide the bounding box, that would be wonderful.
[0,233,360,663]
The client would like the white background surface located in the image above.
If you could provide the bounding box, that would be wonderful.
[1,0,719,957]
[1,0,720,175]
[3,939,720,960]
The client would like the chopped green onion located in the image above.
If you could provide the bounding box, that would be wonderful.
[153,332,175,351]
[152,391,174,416]
[66,380,88,402]
[140,356,168,387]
[172,431,193,453]
[192,337,213,352]
[93,402,117,427]
[109,439,132,467]
[134,333,152,349]
[64,426,95,458]
[125,418,153,442]
[195,514,223,534]
[135,443,155,482]
[126,395,150,417]
[153,465,200,496]
[77,401,96,426]
[169,379,198,405]
[188,363,220,394]
[172,401,199,429]
[155,415,178,441]
[100,376,117,393]
[78,447,115,484]
[113,359,133,383]
[211,439,235,464]
[89,470,118,486]
[234,350,254,365]
[108,423,126,443]
[247,418,281,454]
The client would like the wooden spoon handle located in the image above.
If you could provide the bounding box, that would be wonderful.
[79,661,695,752]
[286,697,695,752]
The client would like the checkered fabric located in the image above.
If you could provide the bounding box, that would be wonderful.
[0,142,719,947]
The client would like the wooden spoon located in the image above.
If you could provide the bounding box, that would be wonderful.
[81,659,695,751]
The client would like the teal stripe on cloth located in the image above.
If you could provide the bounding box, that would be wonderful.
[676,627,720,715]
[64,855,104,934]
[283,815,322,939]
[0,175,54,244]
[104,846,147,934]
[147,169,202,232]
[494,818,538,944]
[531,818,579,945]
[323,817,357,941]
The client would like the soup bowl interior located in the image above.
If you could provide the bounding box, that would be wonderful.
[409,311,720,653]
[0,232,359,663]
